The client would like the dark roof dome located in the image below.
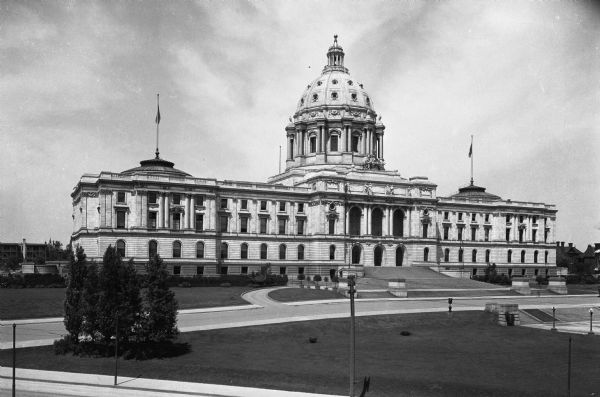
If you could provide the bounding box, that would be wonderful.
[449,183,501,201]
[121,157,191,177]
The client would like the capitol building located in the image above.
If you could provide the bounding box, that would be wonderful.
[70,37,557,280]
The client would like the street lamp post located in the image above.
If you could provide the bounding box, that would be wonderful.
[551,307,557,331]
[588,308,594,335]
[348,275,356,397]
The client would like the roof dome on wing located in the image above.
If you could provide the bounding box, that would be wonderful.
[449,183,501,201]
[121,157,191,177]
[295,35,375,116]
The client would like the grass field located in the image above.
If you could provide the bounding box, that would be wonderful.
[2,311,599,396]
[0,287,250,320]
[268,287,343,302]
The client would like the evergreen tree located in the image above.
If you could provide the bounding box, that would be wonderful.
[64,246,87,342]
[97,246,141,342]
[81,261,100,341]
[143,254,179,342]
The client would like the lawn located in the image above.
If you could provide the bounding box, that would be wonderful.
[2,311,599,396]
[268,287,343,302]
[567,283,600,295]
[0,286,250,320]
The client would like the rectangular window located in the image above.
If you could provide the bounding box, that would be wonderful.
[329,218,335,235]
[148,212,157,229]
[444,211,449,220]
[278,218,286,234]
[297,203,304,213]
[219,215,228,232]
[506,214,511,223]
[519,215,524,223]
[196,196,204,206]
[457,228,463,241]
[485,214,490,222]
[195,214,204,232]
[298,266,305,275]
[173,213,181,230]
[221,266,228,275]
[279,266,286,275]
[279,201,286,212]
[220,198,228,209]
[443,226,449,240]
[422,224,428,238]
[260,201,267,211]
[331,135,338,151]
[485,228,490,242]
[471,213,476,222]
[241,199,248,210]
[241,266,248,274]
[458,213,463,221]
[196,266,204,275]
[148,192,157,204]
[471,228,476,241]
[519,229,524,243]
[116,211,126,229]
[240,217,248,233]
[173,266,181,275]
[506,228,510,242]
[173,194,181,205]
[532,216,537,224]
[117,191,126,203]
[544,229,549,243]
[532,229,537,242]
[297,219,304,235]
[260,217,268,234]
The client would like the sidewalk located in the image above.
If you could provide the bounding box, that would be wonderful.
[0,367,345,397]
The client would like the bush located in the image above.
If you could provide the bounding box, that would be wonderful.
[0,273,66,288]
[297,274,305,281]
[323,276,329,283]
[313,275,322,282]
[305,276,311,282]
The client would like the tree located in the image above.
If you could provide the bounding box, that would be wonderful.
[64,247,87,342]
[81,261,100,341]
[96,246,141,342]
[142,254,179,342]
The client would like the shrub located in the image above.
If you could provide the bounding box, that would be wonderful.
[324,276,329,283]
[305,276,311,282]
[313,275,322,282]
[297,274,305,281]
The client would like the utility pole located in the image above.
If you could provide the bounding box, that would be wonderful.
[12,323,16,397]
[114,313,119,386]
[348,275,356,397]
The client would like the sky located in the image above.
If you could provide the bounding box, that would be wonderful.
[1,0,599,249]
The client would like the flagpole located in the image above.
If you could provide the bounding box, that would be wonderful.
[470,134,474,186]
[155,93,160,159]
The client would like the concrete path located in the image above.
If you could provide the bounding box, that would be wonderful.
[2,288,600,349]
[0,367,345,397]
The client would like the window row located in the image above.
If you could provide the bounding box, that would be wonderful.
[440,248,549,264]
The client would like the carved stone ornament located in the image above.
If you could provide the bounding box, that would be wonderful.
[330,110,339,116]
[310,112,316,117]
[82,192,98,197]
[352,112,359,117]
[364,183,373,195]
[385,185,395,195]
[170,206,185,214]
[362,154,385,170]
[408,187,419,197]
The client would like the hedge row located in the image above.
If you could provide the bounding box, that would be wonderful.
[0,273,66,288]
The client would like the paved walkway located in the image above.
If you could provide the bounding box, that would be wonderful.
[0,367,345,397]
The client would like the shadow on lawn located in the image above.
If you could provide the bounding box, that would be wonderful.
[54,336,191,360]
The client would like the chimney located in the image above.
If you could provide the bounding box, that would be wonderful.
[22,238,27,262]
[556,242,560,247]
[568,243,573,248]
[561,242,565,247]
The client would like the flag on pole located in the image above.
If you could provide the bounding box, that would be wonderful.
[155,102,161,125]
[468,143,472,158]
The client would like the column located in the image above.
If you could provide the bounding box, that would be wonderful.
[363,129,367,154]
[386,207,391,235]
[366,206,371,235]
[380,134,384,159]
[164,194,170,229]
[183,195,190,229]
[368,129,372,155]
[158,193,164,228]
[318,126,322,153]
[190,195,195,230]
[345,207,350,234]
[302,130,306,155]
[296,130,301,157]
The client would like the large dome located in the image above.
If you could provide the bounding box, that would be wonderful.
[294,36,376,118]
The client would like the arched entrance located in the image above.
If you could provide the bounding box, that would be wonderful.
[374,245,383,267]
[393,209,404,237]
[396,246,404,267]
[351,245,361,264]
[371,208,383,236]
[349,207,361,236]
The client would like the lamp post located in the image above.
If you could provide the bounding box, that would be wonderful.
[588,308,594,335]
[348,275,356,397]
[551,307,557,331]
[448,298,453,313]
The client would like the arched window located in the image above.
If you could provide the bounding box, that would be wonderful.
[240,243,248,259]
[393,209,404,237]
[508,250,512,263]
[173,241,181,258]
[349,207,362,236]
[371,208,383,236]
[472,249,477,263]
[149,240,158,258]
[116,240,126,258]
[485,249,490,263]
[351,245,361,264]
[329,245,336,260]
[330,135,339,152]
[544,250,548,264]
[351,135,360,152]
[521,250,526,263]
[260,243,268,260]
[534,250,538,264]
[374,245,383,266]
[279,244,286,260]
[196,241,204,258]
[396,246,404,266]
[297,245,305,260]
[220,242,228,259]
[423,247,429,262]
[444,248,450,262]
[310,136,317,153]
[458,248,464,263]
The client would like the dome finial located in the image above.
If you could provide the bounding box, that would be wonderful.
[334,34,338,45]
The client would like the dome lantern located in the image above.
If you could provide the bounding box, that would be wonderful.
[323,35,348,74]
